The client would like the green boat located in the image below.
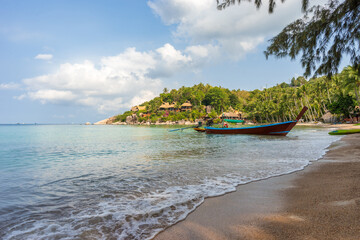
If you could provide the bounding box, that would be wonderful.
[328,129,360,135]
[223,119,244,123]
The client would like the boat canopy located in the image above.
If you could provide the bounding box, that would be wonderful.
[223,119,244,123]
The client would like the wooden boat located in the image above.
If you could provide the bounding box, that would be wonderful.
[205,107,308,136]
[194,127,206,132]
[328,129,360,135]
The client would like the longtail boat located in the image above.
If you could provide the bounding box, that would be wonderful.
[194,127,206,132]
[204,107,308,136]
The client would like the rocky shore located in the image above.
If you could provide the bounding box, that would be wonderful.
[94,115,200,126]
[93,114,360,128]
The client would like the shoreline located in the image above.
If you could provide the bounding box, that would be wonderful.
[154,134,360,240]
[93,121,360,129]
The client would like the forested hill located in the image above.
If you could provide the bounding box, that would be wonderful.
[114,66,359,123]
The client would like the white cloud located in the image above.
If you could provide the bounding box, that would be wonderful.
[28,90,76,103]
[148,43,192,78]
[35,54,53,60]
[185,45,211,58]
[0,82,20,90]
[21,44,212,113]
[148,0,303,59]
[18,1,306,114]
[13,94,26,100]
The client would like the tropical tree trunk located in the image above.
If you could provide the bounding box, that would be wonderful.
[326,84,332,103]
[288,105,296,119]
[355,85,360,105]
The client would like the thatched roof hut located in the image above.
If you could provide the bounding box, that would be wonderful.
[159,102,178,111]
[221,109,242,119]
[181,101,192,107]
[321,111,336,123]
[181,101,192,111]
[159,102,170,110]
[221,112,242,119]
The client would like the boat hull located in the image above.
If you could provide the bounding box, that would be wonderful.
[194,127,206,132]
[205,121,297,136]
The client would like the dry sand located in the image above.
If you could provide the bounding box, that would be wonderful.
[154,134,360,240]
[297,122,360,130]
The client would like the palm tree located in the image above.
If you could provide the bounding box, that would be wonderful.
[341,66,360,106]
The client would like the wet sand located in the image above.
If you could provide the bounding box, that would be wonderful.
[154,134,360,240]
[297,122,360,129]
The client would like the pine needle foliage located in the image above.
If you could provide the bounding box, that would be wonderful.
[216,0,295,13]
[265,0,360,78]
[217,0,360,78]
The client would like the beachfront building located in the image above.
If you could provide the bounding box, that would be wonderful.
[180,101,192,112]
[221,107,242,120]
[159,102,170,111]
[321,111,337,123]
[168,102,177,112]
[159,102,178,112]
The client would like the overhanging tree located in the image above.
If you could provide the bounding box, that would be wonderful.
[217,0,360,78]
[217,0,309,13]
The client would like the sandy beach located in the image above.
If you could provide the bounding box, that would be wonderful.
[154,134,360,240]
[297,122,360,129]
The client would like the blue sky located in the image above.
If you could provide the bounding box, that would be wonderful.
[0,0,338,123]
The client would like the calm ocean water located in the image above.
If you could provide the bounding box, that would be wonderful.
[0,125,340,239]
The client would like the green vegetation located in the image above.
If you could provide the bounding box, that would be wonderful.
[114,111,133,122]
[215,1,359,123]
[114,66,360,124]
[327,93,355,117]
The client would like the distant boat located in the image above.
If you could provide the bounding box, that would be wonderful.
[328,129,360,135]
[194,127,206,132]
[204,107,308,136]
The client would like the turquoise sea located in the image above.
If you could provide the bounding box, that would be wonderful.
[0,125,340,239]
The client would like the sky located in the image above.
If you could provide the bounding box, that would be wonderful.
[0,0,339,124]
